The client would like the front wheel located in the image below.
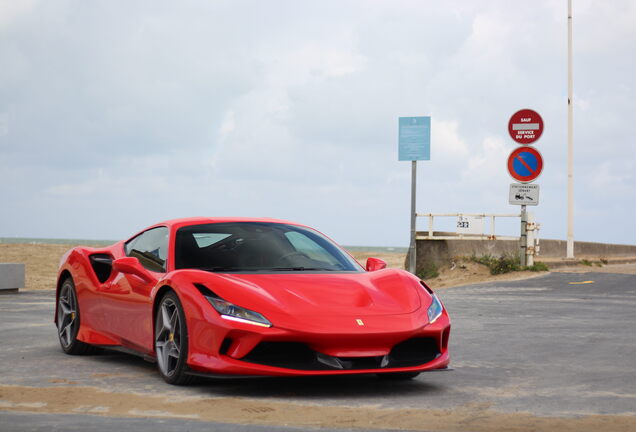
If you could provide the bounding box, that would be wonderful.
[57,278,98,355]
[155,291,193,385]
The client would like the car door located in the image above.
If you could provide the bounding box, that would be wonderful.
[101,226,169,352]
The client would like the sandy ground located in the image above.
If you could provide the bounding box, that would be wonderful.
[1,383,635,432]
[1,242,635,291]
[0,243,78,291]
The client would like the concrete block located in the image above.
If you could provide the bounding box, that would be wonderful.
[0,263,25,293]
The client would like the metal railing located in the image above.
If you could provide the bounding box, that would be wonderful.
[415,213,522,241]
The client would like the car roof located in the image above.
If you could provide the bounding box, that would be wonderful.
[148,217,306,231]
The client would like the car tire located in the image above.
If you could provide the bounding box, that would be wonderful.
[376,372,421,380]
[155,291,194,385]
[56,277,99,355]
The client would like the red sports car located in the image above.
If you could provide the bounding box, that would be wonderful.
[55,218,450,384]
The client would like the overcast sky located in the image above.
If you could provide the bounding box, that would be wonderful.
[1,0,634,247]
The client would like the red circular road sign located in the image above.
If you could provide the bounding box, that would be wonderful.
[507,146,544,183]
[508,109,544,145]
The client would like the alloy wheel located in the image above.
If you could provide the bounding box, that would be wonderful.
[57,282,78,348]
[155,297,182,377]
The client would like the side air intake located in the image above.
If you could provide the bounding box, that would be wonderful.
[89,254,113,283]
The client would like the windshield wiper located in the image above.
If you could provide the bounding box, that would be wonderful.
[199,266,338,272]
[201,266,243,272]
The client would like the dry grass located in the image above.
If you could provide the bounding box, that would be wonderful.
[0,243,80,290]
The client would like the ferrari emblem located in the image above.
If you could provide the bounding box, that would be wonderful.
[356,319,364,326]
[169,333,174,342]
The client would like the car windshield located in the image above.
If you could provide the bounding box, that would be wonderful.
[174,222,364,273]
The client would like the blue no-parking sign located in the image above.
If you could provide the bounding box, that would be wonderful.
[507,146,543,183]
[398,117,430,161]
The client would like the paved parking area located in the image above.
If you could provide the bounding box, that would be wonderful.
[1,271,635,431]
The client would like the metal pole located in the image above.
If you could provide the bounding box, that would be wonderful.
[527,212,535,267]
[520,205,527,267]
[566,0,575,258]
[408,160,417,274]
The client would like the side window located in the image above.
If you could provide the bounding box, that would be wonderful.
[124,227,169,272]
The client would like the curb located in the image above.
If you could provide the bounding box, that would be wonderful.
[538,257,636,270]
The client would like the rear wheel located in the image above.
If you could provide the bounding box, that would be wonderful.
[376,372,421,380]
[155,291,193,385]
[57,278,98,355]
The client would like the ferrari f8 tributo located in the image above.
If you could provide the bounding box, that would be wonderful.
[55,218,450,384]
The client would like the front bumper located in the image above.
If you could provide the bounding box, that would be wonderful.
[185,310,451,377]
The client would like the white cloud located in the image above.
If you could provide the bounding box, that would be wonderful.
[431,119,469,158]
[0,112,7,136]
[219,109,236,141]
[464,136,508,183]
[589,161,632,194]
[0,0,37,27]
[291,47,367,79]
[1,0,635,246]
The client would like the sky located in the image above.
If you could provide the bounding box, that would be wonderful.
[1,0,635,247]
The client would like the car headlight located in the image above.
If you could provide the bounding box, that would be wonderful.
[195,283,272,327]
[427,294,443,324]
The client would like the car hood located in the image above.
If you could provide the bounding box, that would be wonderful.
[192,269,423,318]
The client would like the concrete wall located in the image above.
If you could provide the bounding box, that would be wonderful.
[0,263,25,293]
[538,239,636,257]
[409,233,636,274]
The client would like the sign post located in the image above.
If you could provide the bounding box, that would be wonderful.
[410,160,417,272]
[507,109,544,267]
[518,205,528,266]
[399,116,430,275]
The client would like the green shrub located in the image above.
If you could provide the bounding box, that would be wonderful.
[471,254,494,267]
[417,261,439,279]
[580,259,593,266]
[527,262,549,272]
[471,254,520,275]
[490,255,521,274]
[471,255,549,274]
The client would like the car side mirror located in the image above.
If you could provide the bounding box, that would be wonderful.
[113,257,155,283]
[365,257,387,272]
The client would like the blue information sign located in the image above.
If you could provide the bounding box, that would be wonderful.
[398,116,430,161]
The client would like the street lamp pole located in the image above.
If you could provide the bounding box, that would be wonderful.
[566,0,575,259]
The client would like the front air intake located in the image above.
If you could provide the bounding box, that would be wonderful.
[239,337,440,371]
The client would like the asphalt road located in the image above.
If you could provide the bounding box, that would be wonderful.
[1,271,635,430]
